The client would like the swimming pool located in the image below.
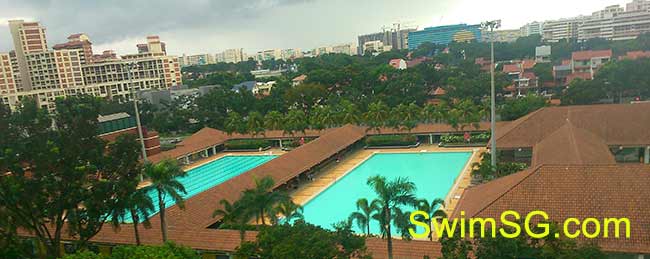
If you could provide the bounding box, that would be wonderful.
[124,155,276,223]
[301,152,471,235]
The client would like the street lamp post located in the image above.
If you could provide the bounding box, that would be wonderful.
[126,62,148,181]
[481,20,501,168]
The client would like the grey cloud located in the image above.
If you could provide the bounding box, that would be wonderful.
[0,0,313,51]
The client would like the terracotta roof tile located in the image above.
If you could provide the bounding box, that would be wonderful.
[494,103,650,149]
[572,49,612,60]
[453,164,650,254]
[531,122,616,166]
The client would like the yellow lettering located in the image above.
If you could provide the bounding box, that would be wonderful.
[408,210,430,239]
[499,210,521,238]
[581,218,601,239]
[563,218,581,239]
[603,218,630,238]
[524,210,549,239]
[469,217,496,238]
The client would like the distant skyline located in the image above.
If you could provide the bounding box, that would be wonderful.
[0,0,632,56]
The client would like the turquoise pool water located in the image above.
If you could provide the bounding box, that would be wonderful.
[124,155,276,223]
[301,152,471,235]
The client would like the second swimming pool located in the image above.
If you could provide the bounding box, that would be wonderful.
[301,152,472,235]
[124,155,276,223]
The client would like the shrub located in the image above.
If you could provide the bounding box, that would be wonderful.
[109,242,200,259]
[440,133,490,144]
[225,139,272,150]
[283,137,314,148]
[365,135,417,147]
[60,251,103,259]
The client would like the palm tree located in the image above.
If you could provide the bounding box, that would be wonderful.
[225,111,245,135]
[241,176,291,226]
[264,111,284,130]
[109,187,154,245]
[348,198,380,235]
[246,111,265,136]
[337,100,361,125]
[417,198,447,241]
[144,159,187,242]
[212,199,250,243]
[364,101,389,132]
[272,200,303,225]
[367,175,418,259]
[282,109,308,136]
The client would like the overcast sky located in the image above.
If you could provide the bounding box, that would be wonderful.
[0,0,629,56]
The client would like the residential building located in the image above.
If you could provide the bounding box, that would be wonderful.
[542,17,586,42]
[250,69,285,79]
[253,81,275,95]
[52,33,93,65]
[609,8,650,40]
[570,49,612,77]
[388,58,407,70]
[179,53,215,67]
[8,20,48,91]
[502,59,539,96]
[407,24,481,50]
[292,74,307,86]
[627,0,650,11]
[361,40,392,54]
[280,48,303,60]
[621,50,650,59]
[215,48,246,63]
[482,29,521,42]
[330,43,356,55]
[520,21,543,36]
[254,49,282,61]
[357,24,414,55]
[0,53,17,96]
[0,20,182,112]
[535,45,551,63]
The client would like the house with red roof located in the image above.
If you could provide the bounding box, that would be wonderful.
[502,59,539,97]
[388,58,407,70]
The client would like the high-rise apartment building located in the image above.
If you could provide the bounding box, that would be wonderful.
[179,53,215,67]
[542,17,586,42]
[9,20,49,91]
[520,21,543,36]
[53,33,94,65]
[0,20,181,112]
[215,48,246,63]
[0,53,17,96]
[627,0,650,11]
[579,5,624,41]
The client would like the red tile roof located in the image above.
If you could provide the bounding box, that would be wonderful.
[566,72,592,82]
[622,51,650,60]
[453,164,650,254]
[494,103,650,149]
[571,49,612,61]
[521,59,536,70]
[502,63,520,73]
[148,127,229,163]
[292,74,307,82]
[531,122,616,166]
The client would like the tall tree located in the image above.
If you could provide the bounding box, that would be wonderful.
[212,199,250,243]
[144,159,187,242]
[246,111,265,136]
[263,110,284,131]
[0,96,143,258]
[241,176,291,226]
[363,101,390,131]
[348,198,380,236]
[416,198,447,241]
[366,176,418,259]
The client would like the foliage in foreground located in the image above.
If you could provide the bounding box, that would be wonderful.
[59,242,200,259]
[233,220,369,259]
[225,139,273,150]
[471,152,528,183]
[439,222,605,259]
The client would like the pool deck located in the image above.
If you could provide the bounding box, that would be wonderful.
[289,144,485,218]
